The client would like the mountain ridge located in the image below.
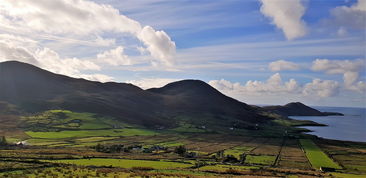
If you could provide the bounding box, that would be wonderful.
[0,61,272,129]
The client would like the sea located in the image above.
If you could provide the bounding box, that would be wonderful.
[290,106,366,143]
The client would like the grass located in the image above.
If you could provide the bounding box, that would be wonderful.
[44,158,193,169]
[26,138,66,146]
[157,141,184,147]
[22,110,129,131]
[74,136,119,142]
[26,128,157,139]
[245,155,276,165]
[225,146,254,159]
[300,139,342,169]
[3,109,365,177]
[170,122,207,133]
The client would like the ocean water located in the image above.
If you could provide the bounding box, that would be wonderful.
[290,106,366,143]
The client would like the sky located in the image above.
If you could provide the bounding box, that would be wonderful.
[0,0,365,107]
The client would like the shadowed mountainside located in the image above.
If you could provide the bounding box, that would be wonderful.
[263,102,344,117]
[0,61,271,128]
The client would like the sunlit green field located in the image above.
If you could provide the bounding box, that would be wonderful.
[300,139,342,169]
[22,110,129,131]
[1,110,365,177]
[26,128,157,139]
[245,155,276,165]
[19,110,158,147]
[225,146,254,159]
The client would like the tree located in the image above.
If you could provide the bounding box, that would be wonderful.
[216,150,224,159]
[194,160,207,168]
[174,145,187,156]
[239,153,247,164]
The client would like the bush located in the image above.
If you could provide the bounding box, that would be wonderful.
[174,145,187,156]
[94,144,124,153]
[194,160,207,168]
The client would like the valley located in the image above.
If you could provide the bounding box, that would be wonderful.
[1,110,366,177]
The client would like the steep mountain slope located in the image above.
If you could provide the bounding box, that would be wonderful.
[0,61,271,129]
[263,102,343,117]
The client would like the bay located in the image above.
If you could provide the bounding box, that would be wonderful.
[291,106,366,143]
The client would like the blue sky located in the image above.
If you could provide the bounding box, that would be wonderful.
[0,0,365,107]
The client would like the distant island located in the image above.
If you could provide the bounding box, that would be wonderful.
[263,102,344,117]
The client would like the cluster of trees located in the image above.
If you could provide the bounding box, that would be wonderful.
[142,145,167,153]
[212,150,247,163]
[94,144,124,153]
[93,144,193,156]
[173,145,197,158]
[94,144,167,153]
[174,145,187,156]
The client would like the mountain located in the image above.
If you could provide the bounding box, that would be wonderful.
[148,80,270,125]
[263,102,343,117]
[0,61,271,129]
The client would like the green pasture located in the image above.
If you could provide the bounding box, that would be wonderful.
[245,155,276,165]
[22,110,129,131]
[74,136,119,143]
[26,128,157,139]
[225,146,254,159]
[300,139,342,169]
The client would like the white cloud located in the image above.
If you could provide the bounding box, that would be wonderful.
[208,79,241,91]
[97,46,132,66]
[0,0,176,66]
[0,34,112,82]
[0,0,141,35]
[79,74,114,83]
[138,26,176,65]
[303,79,340,98]
[259,0,307,40]
[312,59,366,92]
[209,73,300,96]
[176,37,363,65]
[125,78,181,89]
[312,59,365,74]
[269,59,300,71]
[35,47,101,74]
[0,42,38,65]
[330,0,366,31]
[209,73,342,100]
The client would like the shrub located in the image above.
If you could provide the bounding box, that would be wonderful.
[174,145,187,156]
